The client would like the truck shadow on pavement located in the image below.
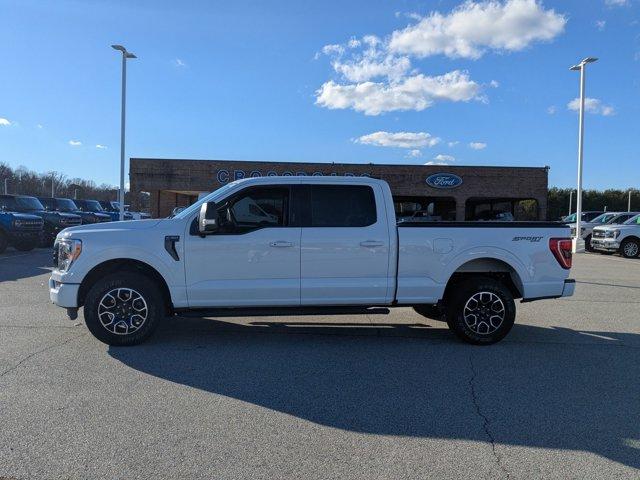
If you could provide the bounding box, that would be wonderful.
[109,317,640,470]
[0,249,52,282]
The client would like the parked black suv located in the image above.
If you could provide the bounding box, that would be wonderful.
[38,197,111,226]
[0,195,82,247]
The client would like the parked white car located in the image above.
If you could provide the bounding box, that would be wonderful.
[591,214,640,258]
[573,211,639,251]
[49,177,574,346]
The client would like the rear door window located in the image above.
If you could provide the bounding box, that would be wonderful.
[310,185,377,227]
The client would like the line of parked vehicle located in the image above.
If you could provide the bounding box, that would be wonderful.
[0,194,150,254]
[563,210,640,258]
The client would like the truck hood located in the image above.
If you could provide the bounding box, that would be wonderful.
[60,218,164,236]
[594,224,637,232]
[12,212,43,221]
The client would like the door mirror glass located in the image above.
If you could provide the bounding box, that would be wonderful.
[198,202,219,234]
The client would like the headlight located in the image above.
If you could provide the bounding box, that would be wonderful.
[57,239,82,272]
[604,230,620,239]
[613,229,621,239]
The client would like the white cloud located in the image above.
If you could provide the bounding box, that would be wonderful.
[315,70,482,115]
[595,20,606,31]
[389,0,566,60]
[355,131,441,148]
[322,44,345,56]
[567,97,616,116]
[469,141,487,150]
[547,105,557,114]
[448,141,459,147]
[333,54,411,82]
[0,117,11,126]
[37,124,43,129]
[95,144,108,149]
[605,0,628,6]
[68,140,82,146]
[174,58,187,67]
[406,149,423,158]
[425,154,456,165]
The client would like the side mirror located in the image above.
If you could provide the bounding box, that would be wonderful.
[198,202,219,234]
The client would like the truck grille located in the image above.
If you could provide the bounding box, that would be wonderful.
[52,242,59,268]
[18,220,43,230]
[60,217,82,227]
[592,230,605,239]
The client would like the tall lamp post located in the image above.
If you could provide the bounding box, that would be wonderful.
[111,44,137,221]
[569,57,598,253]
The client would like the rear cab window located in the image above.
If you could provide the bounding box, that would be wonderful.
[290,184,380,228]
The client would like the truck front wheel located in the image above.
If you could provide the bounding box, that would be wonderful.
[14,240,37,252]
[83,272,165,346]
[445,277,515,345]
[621,238,640,259]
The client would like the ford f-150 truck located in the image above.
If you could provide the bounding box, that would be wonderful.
[0,210,43,253]
[0,195,82,247]
[49,177,574,346]
[590,213,640,258]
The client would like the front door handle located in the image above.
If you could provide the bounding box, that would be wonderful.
[270,241,294,248]
[360,240,384,248]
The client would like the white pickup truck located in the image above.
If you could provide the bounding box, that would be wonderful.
[49,177,574,346]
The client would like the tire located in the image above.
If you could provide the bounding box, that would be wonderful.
[445,277,516,345]
[0,231,8,254]
[83,272,165,346]
[585,235,594,252]
[14,240,37,252]
[413,304,445,321]
[620,238,640,259]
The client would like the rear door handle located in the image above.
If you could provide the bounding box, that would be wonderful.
[270,241,294,248]
[360,240,384,248]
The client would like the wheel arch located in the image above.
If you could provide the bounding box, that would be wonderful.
[443,257,524,302]
[78,258,173,313]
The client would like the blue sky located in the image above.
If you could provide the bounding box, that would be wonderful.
[0,0,639,189]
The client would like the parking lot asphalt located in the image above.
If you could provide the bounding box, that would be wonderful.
[0,249,639,480]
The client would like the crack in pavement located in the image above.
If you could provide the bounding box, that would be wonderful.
[468,353,511,480]
[0,332,86,380]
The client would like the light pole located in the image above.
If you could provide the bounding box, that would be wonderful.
[570,57,598,253]
[629,190,633,212]
[111,44,137,221]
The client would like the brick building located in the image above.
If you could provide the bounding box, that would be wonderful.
[129,158,549,221]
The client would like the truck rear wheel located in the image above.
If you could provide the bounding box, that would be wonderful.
[445,277,515,345]
[83,272,165,346]
[621,238,640,259]
[0,232,7,254]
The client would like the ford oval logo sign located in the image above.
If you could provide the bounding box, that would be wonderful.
[426,173,463,189]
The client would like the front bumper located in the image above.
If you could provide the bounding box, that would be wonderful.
[49,277,80,308]
[590,238,620,252]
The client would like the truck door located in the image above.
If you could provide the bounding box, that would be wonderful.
[299,184,390,305]
[183,185,301,307]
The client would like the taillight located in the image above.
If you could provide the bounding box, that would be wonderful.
[549,238,572,269]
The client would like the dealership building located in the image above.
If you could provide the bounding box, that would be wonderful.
[129,158,549,221]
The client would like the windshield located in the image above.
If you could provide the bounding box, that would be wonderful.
[79,200,104,212]
[591,213,616,224]
[173,182,240,219]
[623,214,640,225]
[16,196,45,211]
[56,199,78,212]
